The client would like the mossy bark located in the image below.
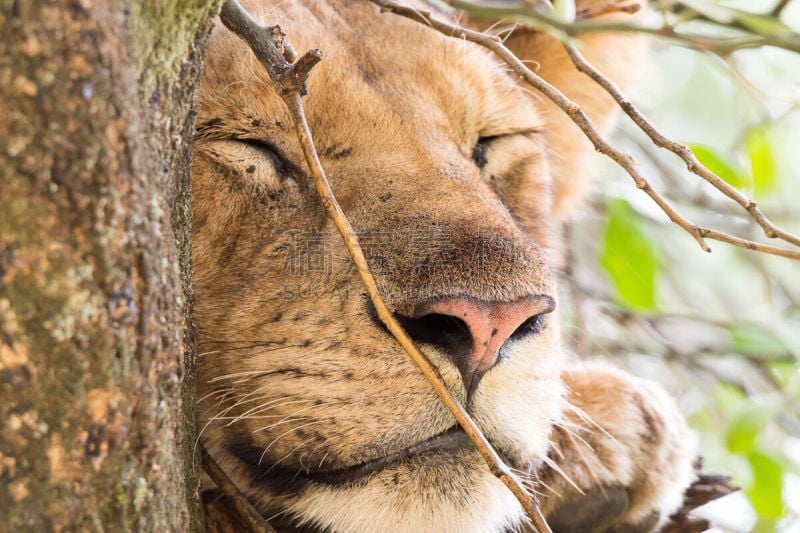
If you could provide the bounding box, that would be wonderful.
[0,0,220,530]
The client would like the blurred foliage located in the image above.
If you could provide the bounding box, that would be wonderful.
[561,1,800,531]
[728,322,789,360]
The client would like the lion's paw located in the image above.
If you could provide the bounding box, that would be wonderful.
[536,363,698,532]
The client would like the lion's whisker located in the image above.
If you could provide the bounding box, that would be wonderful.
[274,435,322,472]
[196,387,236,405]
[541,455,584,495]
[209,396,301,424]
[553,421,594,454]
[258,420,327,466]
[564,401,617,445]
[229,399,337,427]
[317,450,331,470]
[524,468,561,499]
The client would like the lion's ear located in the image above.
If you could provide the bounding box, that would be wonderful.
[499,3,649,220]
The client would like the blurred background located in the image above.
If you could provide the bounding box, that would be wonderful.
[560,1,800,530]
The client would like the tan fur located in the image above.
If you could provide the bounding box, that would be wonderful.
[191,1,695,531]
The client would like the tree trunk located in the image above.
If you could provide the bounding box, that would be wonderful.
[1,0,219,529]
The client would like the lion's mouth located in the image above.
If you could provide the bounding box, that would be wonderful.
[228,425,474,491]
[307,425,472,485]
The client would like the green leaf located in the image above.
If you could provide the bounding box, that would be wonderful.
[767,361,798,388]
[732,9,796,39]
[727,412,760,455]
[746,449,785,518]
[692,425,753,489]
[688,143,751,189]
[678,1,795,38]
[600,199,659,312]
[753,517,779,533]
[744,125,777,198]
[552,0,575,22]
[729,322,789,359]
[726,405,777,454]
[767,361,800,399]
[712,382,747,411]
[678,0,734,23]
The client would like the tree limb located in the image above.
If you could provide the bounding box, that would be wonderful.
[200,445,276,533]
[443,0,800,55]
[771,0,791,18]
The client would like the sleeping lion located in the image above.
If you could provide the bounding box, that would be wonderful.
[192,1,706,531]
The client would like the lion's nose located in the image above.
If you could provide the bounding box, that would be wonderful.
[398,297,555,395]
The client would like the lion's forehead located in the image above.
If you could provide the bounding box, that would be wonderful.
[199,0,541,161]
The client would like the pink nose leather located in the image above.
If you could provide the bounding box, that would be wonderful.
[415,297,554,392]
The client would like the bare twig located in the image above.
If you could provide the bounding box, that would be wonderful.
[771,0,791,18]
[219,1,320,95]
[373,0,800,260]
[663,466,737,532]
[444,0,800,54]
[563,44,800,252]
[219,1,552,531]
[577,1,641,19]
[283,95,552,533]
[200,444,276,533]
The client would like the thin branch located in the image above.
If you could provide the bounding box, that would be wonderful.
[771,0,791,18]
[443,0,800,54]
[563,44,800,252]
[219,1,552,531]
[577,1,641,19]
[219,0,313,95]
[200,444,276,533]
[670,2,800,49]
[373,0,800,260]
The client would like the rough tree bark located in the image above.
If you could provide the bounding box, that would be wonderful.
[1,0,219,530]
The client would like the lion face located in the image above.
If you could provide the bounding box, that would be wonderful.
[192,1,578,531]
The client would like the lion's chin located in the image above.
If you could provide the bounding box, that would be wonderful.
[285,448,526,533]
[225,431,530,532]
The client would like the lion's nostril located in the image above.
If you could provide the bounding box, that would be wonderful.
[510,313,546,340]
[396,313,473,357]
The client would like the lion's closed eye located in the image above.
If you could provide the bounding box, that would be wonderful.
[472,130,545,182]
[200,138,292,193]
[471,129,540,168]
[235,138,289,173]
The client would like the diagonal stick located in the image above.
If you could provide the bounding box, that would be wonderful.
[218,1,553,531]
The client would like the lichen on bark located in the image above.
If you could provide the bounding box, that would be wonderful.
[0,0,220,529]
